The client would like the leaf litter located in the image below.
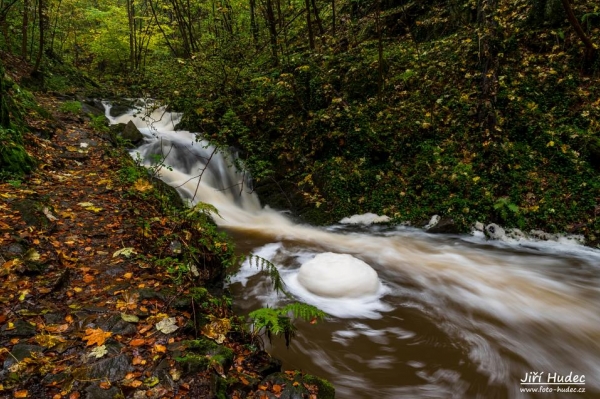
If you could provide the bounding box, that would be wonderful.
[0,94,324,399]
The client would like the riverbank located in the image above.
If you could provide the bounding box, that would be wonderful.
[0,90,333,398]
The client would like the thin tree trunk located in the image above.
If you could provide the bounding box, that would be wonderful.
[266,0,278,64]
[310,0,324,36]
[304,0,314,49]
[22,0,29,58]
[127,0,135,70]
[148,0,177,56]
[32,0,44,73]
[331,0,335,37]
[249,0,259,49]
[477,0,499,134]
[560,0,597,64]
[376,0,383,102]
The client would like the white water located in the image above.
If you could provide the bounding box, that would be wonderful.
[107,102,600,398]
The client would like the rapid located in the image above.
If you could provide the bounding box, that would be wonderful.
[107,102,600,398]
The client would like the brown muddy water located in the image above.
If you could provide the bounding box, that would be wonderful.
[112,102,600,399]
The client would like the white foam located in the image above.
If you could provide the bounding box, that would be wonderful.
[339,213,391,225]
[297,253,381,298]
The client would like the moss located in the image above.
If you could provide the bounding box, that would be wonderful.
[175,354,211,374]
[304,374,335,399]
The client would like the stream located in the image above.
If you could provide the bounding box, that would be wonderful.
[107,102,600,399]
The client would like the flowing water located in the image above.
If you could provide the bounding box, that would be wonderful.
[107,102,600,398]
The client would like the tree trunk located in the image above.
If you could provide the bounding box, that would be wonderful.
[560,0,597,67]
[127,0,135,70]
[32,0,45,74]
[477,0,499,135]
[249,0,259,49]
[0,61,11,128]
[304,0,314,50]
[266,0,278,64]
[22,0,29,58]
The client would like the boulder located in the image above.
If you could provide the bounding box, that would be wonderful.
[426,217,460,234]
[122,120,144,146]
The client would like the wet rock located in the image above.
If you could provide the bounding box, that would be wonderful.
[81,103,105,118]
[176,338,234,377]
[261,372,310,399]
[474,221,484,231]
[7,243,25,255]
[242,350,282,377]
[426,217,459,234]
[96,314,137,336]
[85,383,121,399]
[1,319,36,337]
[86,353,132,381]
[303,374,335,399]
[109,103,132,117]
[485,223,505,240]
[122,120,144,146]
[2,344,44,369]
[423,215,441,229]
[12,199,48,229]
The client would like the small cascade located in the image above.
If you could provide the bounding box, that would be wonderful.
[106,101,600,399]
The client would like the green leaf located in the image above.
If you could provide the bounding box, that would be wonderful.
[121,313,140,323]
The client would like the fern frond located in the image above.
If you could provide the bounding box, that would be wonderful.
[281,303,326,323]
[187,201,223,219]
[247,254,291,297]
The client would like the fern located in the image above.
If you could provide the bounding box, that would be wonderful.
[186,201,223,220]
[249,303,325,348]
[246,254,290,297]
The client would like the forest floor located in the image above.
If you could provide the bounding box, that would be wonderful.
[0,89,327,398]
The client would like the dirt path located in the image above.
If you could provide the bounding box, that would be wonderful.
[0,96,328,399]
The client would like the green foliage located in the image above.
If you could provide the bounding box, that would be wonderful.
[0,127,35,180]
[59,101,82,114]
[248,303,325,348]
[246,255,288,296]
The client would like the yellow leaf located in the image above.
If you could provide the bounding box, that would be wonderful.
[134,178,153,192]
[153,344,166,353]
[14,390,28,398]
[82,328,112,346]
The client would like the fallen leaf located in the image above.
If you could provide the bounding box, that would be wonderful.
[83,328,112,346]
[69,392,80,399]
[120,313,139,323]
[14,390,28,398]
[99,381,111,389]
[83,274,94,283]
[42,207,58,221]
[153,344,166,353]
[113,248,137,258]
[130,338,145,346]
[272,384,282,394]
[155,317,178,334]
[77,202,94,207]
[89,345,108,358]
[129,380,143,388]
[34,334,65,348]
[133,178,153,192]
[123,272,133,279]
[24,249,41,261]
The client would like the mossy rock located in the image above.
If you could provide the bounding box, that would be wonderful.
[176,338,234,377]
[303,374,335,399]
[0,141,35,179]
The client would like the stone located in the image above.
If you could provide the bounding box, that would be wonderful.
[426,217,460,234]
[2,344,44,369]
[474,221,484,231]
[85,383,121,399]
[86,353,132,381]
[485,223,506,240]
[1,319,36,337]
[423,215,440,229]
[121,120,144,146]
